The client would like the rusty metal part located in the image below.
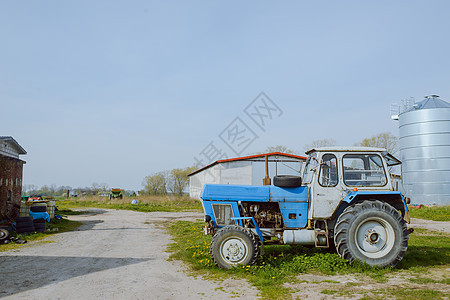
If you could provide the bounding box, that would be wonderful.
[242,202,283,229]
[263,155,271,185]
[404,210,410,224]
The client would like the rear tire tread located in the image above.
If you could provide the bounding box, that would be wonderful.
[334,200,408,267]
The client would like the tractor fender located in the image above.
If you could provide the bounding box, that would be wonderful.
[332,191,409,223]
[328,191,409,231]
[342,191,408,211]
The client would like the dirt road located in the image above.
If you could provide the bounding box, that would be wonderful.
[410,217,450,233]
[0,209,257,299]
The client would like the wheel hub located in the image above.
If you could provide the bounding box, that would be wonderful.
[365,229,380,245]
[221,238,247,263]
[355,217,395,258]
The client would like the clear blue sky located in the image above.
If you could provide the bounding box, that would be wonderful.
[1,1,449,191]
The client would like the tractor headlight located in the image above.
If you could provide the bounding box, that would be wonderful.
[204,215,211,223]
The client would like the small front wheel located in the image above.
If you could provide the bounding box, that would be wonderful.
[210,225,258,269]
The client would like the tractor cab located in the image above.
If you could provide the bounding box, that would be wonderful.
[302,147,405,219]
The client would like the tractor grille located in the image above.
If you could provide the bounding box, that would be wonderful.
[212,204,234,226]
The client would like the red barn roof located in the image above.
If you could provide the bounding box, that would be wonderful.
[189,152,306,177]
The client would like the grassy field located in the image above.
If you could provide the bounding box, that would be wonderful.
[56,195,203,212]
[409,205,450,221]
[167,220,450,299]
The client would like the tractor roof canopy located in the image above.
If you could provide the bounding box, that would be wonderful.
[305,147,401,166]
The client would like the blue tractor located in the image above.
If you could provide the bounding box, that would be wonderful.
[201,147,411,269]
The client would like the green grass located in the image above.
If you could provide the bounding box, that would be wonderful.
[57,195,202,213]
[409,205,450,221]
[167,220,450,299]
[409,276,450,284]
[371,287,449,300]
[56,208,87,216]
[397,228,450,269]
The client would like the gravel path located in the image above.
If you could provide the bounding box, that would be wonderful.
[0,209,258,299]
[410,218,450,233]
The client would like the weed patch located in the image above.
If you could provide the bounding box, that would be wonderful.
[57,195,202,213]
[409,276,450,284]
[372,287,449,300]
[397,228,450,269]
[409,205,450,221]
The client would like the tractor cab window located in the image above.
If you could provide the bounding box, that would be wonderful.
[302,153,318,184]
[319,154,338,187]
[343,154,387,186]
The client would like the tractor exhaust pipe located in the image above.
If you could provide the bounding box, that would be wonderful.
[263,155,271,185]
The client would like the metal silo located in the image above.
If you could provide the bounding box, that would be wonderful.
[393,95,450,205]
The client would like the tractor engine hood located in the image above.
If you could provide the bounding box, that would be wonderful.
[201,184,308,203]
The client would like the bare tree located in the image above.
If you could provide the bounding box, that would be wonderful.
[167,166,197,196]
[264,145,296,154]
[358,132,399,154]
[303,138,337,151]
[91,182,110,194]
[22,184,38,194]
[142,171,168,195]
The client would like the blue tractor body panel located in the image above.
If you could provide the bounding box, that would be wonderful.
[278,202,309,228]
[201,184,307,202]
[201,184,309,229]
[202,184,270,202]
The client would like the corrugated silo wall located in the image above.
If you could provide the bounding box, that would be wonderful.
[399,108,450,205]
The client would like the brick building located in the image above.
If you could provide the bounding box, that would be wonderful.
[0,136,26,220]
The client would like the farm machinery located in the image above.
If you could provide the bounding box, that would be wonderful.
[109,188,123,200]
[201,147,411,269]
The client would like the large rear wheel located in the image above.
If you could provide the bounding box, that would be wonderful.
[210,225,258,269]
[334,200,408,267]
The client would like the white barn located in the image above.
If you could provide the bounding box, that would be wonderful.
[188,152,307,199]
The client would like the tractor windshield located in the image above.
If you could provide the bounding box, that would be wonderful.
[302,152,318,184]
[343,154,387,187]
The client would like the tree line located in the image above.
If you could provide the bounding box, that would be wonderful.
[22,183,136,198]
[22,167,198,198]
[141,166,197,196]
